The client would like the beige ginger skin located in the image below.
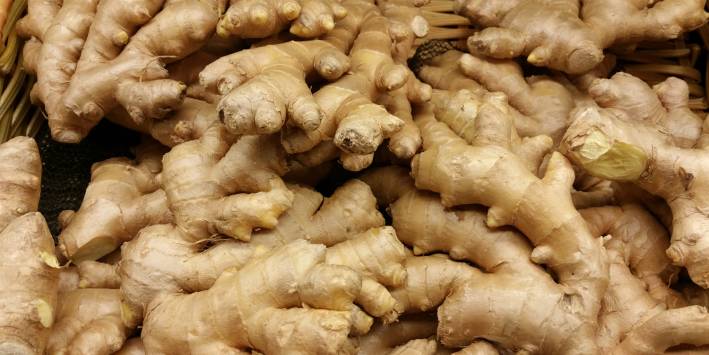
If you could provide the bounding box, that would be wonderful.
[0,137,60,354]
[455,0,709,74]
[562,73,709,288]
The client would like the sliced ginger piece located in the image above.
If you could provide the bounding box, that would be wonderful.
[562,73,709,288]
[455,0,709,74]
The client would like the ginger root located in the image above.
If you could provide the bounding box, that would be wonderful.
[360,88,607,352]
[46,288,132,355]
[562,73,709,287]
[581,204,684,307]
[141,239,395,354]
[455,0,709,73]
[0,138,60,354]
[218,0,347,39]
[281,2,431,171]
[58,139,171,262]
[419,50,583,143]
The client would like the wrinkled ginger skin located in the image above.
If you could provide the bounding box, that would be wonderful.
[419,50,577,143]
[0,213,60,355]
[58,140,172,263]
[580,204,684,307]
[46,288,131,355]
[401,95,607,353]
[0,137,42,232]
[161,126,293,242]
[562,74,709,288]
[119,178,384,322]
[218,0,347,39]
[142,241,358,355]
[200,39,350,135]
[56,0,225,142]
[455,0,708,73]
[282,3,431,170]
[16,0,62,40]
[599,250,709,354]
[33,0,99,143]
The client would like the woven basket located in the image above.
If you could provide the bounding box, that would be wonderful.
[0,0,42,144]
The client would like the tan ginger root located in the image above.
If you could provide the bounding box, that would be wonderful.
[46,288,132,355]
[119,124,294,316]
[377,0,431,159]
[0,213,60,354]
[40,0,224,143]
[120,176,402,323]
[58,140,172,263]
[580,204,684,307]
[118,126,395,320]
[362,165,597,354]
[561,73,709,287]
[354,314,441,354]
[141,240,383,354]
[0,137,42,231]
[200,0,360,136]
[597,249,709,354]
[283,5,431,171]
[419,50,581,143]
[384,90,608,352]
[455,0,709,74]
[218,0,347,39]
[0,137,59,354]
[114,338,145,355]
[16,0,62,74]
[108,98,220,147]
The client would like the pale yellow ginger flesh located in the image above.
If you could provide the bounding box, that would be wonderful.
[46,288,132,354]
[141,240,393,354]
[455,0,709,73]
[58,140,172,262]
[218,0,348,39]
[562,73,709,287]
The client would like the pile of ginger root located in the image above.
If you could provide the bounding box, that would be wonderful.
[4,0,709,354]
